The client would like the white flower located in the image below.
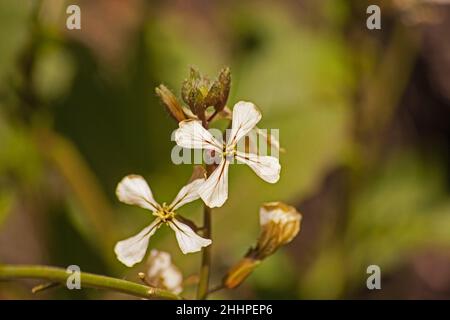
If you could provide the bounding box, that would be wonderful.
[146,249,183,294]
[114,175,212,267]
[175,101,281,208]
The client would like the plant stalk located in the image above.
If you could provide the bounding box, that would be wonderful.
[196,111,215,300]
[197,204,212,299]
[0,264,181,300]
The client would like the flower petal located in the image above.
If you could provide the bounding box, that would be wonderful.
[114,219,162,267]
[169,218,212,254]
[198,159,230,208]
[175,119,222,151]
[116,175,160,212]
[258,202,302,250]
[228,101,262,146]
[260,202,301,227]
[235,151,280,183]
[169,178,206,211]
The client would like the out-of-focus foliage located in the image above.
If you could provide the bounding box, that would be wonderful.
[1,0,450,299]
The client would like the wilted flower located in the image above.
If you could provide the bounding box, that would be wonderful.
[223,202,301,288]
[253,202,301,259]
[115,175,211,267]
[145,249,183,294]
[223,258,260,290]
[175,101,281,207]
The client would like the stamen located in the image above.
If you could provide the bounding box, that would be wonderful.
[156,203,175,222]
[223,145,237,162]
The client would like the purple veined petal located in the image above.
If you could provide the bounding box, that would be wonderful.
[198,159,230,208]
[175,119,223,152]
[235,151,280,183]
[169,178,206,211]
[227,101,262,147]
[116,175,161,212]
[114,218,162,267]
[168,218,212,254]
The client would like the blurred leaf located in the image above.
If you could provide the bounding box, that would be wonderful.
[0,116,42,184]
[34,44,75,102]
[345,151,450,289]
[248,251,297,299]
[299,246,346,299]
[0,1,30,89]
[0,189,14,227]
[231,4,354,116]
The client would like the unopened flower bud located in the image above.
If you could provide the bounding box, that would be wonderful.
[156,85,186,122]
[181,67,231,121]
[205,67,231,113]
[181,67,210,118]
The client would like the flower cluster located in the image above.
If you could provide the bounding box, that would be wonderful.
[113,68,302,295]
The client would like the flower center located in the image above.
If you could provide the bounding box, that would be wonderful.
[223,145,236,161]
[156,203,175,222]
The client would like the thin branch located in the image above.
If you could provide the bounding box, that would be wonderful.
[196,115,214,300]
[0,265,181,300]
[31,282,61,294]
[196,205,212,299]
[207,109,220,122]
[207,284,225,295]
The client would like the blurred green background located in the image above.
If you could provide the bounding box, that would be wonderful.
[1,0,450,299]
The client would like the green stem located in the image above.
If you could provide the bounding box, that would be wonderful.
[197,205,212,299]
[196,114,216,300]
[0,264,181,300]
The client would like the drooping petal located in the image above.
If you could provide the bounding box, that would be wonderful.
[228,101,262,146]
[198,159,230,208]
[116,175,160,212]
[169,218,212,254]
[175,119,222,152]
[169,178,206,211]
[235,151,280,183]
[114,219,162,267]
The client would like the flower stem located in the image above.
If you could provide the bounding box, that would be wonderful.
[0,264,181,300]
[197,204,212,299]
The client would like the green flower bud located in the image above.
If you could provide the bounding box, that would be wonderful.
[181,67,231,120]
[205,67,231,113]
